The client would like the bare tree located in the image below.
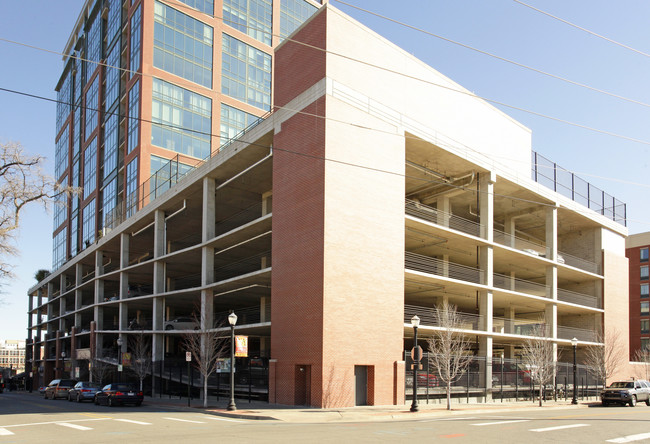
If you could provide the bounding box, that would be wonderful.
[182,313,228,408]
[90,349,112,387]
[128,331,151,392]
[521,322,555,407]
[584,328,624,389]
[633,347,650,380]
[426,301,473,410]
[0,141,77,282]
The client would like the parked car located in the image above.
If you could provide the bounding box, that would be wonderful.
[38,385,46,394]
[68,381,101,402]
[601,380,650,407]
[94,383,143,407]
[44,379,78,400]
[164,317,199,330]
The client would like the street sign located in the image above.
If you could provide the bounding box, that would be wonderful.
[411,345,423,362]
[186,351,191,362]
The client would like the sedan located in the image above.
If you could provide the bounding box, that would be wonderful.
[68,381,101,402]
[94,383,144,407]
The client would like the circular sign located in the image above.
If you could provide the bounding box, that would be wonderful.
[411,345,423,361]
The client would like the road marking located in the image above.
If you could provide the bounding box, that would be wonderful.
[0,418,110,428]
[471,420,530,426]
[530,424,589,432]
[115,419,152,425]
[203,416,244,423]
[607,432,650,443]
[57,422,93,431]
[0,428,14,436]
[163,417,205,424]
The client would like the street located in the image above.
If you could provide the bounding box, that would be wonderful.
[2,391,650,443]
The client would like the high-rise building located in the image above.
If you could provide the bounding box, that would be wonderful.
[626,233,650,358]
[52,0,323,270]
[28,3,630,408]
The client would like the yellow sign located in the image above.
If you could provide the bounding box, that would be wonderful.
[235,335,248,357]
[122,352,132,367]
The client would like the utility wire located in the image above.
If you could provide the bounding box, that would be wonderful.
[512,0,650,59]
[331,0,650,110]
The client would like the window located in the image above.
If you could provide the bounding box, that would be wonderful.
[642,338,650,351]
[642,284,649,298]
[178,0,213,14]
[106,0,121,46]
[642,248,649,262]
[642,266,649,280]
[70,214,78,257]
[128,81,140,153]
[150,155,195,198]
[71,159,80,213]
[223,0,272,45]
[130,5,142,74]
[55,126,69,179]
[103,113,119,179]
[84,76,99,139]
[280,0,318,40]
[56,71,72,132]
[52,229,67,270]
[126,157,139,218]
[83,138,97,199]
[220,103,259,145]
[151,78,212,159]
[222,34,271,110]
[86,13,101,74]
[81,199,96,248]
[104,43,120,112]
[72,105,81,156]
[642,301,649,316]
[53,191,67,230]
[153,1,213,87]
[101,178,118,230]
[642,320,650,334]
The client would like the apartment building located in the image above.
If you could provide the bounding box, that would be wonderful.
[626,232,650,358]
[0,340,26,374]
[27,4,629,407]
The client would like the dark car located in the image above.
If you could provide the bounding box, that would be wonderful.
[94,383,143,407]
[44,379,78,400]
[68,381,101,402]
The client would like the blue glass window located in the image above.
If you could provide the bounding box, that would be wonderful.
[53,191,67,230]
[55,126,69,179]
[85,14,101,76]
[130,5,142,74]
[223,0,272,46]
[85,76,99,139]
[221,34,271,110]
[177,0,213,14]
[153,1,214,88]
[71,159,80,213]
[82,199,96,249]
[150,155,195,198]
[106,0,121,47]
[73,60,83,105]
[151,78,212,159]
[105,43,120,113]
[70,214,78,257]
[56,71,72,132]
[128,81,140,154]
[83,138,97,199]
[280,0,318,40]
[52,229,67,270]
[126,157,139,218]
[220,103,258,145]
[102,177,118,230]
[104,113,119,180]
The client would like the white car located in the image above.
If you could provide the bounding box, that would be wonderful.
[164,317,199,330]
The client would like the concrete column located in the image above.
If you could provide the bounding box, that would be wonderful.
[152,209,165,362]
[545,206,558,262]
[59,296,66,333]
[260,296,268,323]
[437,195,451,228]
[119,233,129,299]
[95,250,104,276]
[202,177,216,241]
[55,330,62,378]
[504,216,516,248]
[479,172,495,242]
[70,326,77,379]
[262,190,272,216]
[505,306,515,334]
[47,283,54,336]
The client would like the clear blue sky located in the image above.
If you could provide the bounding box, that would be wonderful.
[1,0,649,340]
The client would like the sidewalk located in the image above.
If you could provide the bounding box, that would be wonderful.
[143,394,599,423]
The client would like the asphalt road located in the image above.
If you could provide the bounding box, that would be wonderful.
[1,391,650,443]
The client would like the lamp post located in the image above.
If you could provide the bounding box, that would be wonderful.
[117,337,123,383]
[571,337,578,405]
[227,311,237,411]
[61,352,65,378]
[410,315,421,413]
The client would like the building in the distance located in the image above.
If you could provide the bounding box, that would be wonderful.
[27,3,630,407]
[0,340,26,374]
[626,232,650,358]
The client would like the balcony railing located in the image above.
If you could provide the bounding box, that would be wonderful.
[405,200,480,237]
[405,252,481,284]
[493,273,546,297]
[557,288,600,309]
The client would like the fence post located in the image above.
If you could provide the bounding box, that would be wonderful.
[500,356,503,403]
[515,357,518,402]
[466,362,470,404]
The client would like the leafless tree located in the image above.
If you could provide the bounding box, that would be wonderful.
[0,141,77,284]
[584,328,625,389]
[521,322,556,407]
[128,331,151,392]
[182,313,228,408]
[633,347,650,380]
[426,301,473,410]
[90,348,112,387]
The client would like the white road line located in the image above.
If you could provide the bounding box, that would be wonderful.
[203,416,244,423]
[114,419,152,425]
[607,432,650,443]
[0,418,110,428]
[471,420,530,426]
[163,417,205,424]
[530,424,589,432]
[0,428,14,436]
[56,422,93,431]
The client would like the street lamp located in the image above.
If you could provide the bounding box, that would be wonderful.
[117,337,123,383]
[410,315,421,413]
[227,311,237,411]
[61,352,65,378]
[571,337,578,405]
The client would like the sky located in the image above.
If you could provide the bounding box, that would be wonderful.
[1,0,649,340]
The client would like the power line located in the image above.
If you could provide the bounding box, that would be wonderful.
[512,0,650,59]
[330,0,650,110]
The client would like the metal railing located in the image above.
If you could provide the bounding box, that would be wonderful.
[493,273,546,297]
[405,252,482,284]
[405,200,480,237]
[557,288,600,309]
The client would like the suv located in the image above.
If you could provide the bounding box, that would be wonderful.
[601,380,650,407]
[44,379,78,400]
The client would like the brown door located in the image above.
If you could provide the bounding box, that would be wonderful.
[295,365,311,406]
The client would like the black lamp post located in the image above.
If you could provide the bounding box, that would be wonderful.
[410,315,421,413]
[117,337,123,383]
[227,311,237,411]
[571,337,578,405]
